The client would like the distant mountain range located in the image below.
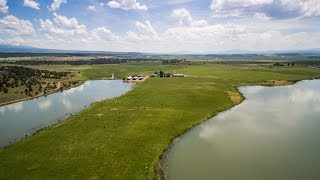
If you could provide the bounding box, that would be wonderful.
[0,45,143,56]
[220,49,320,55]
[0,45,76,53]
[0,44,319,56]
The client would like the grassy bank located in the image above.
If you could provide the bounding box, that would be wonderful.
[0,64,319,179]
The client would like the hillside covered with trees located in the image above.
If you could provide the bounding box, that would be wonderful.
[0,66,78,104]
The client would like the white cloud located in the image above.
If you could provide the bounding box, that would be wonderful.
[172,8,193,26]
[39,19,63,34]
[236,30,320,51]
[27,16,320,53]
[164,24,235,42]
[125,31,142,41]
[172,8,208,27]
[87,5,96,11]
[39,13,88,44]
[135,21,157,37]
[210,0,320,18]
[107,0,147,11]
[125,21,158,42]
[36,13,121,50]
[0,37,25,46]
[154,20,320,53]
[52,13,86,31]
[23,0,40,10]
[279,0,320,17]
[210,0,273,10]
[253,12,271,21]
[0,15,35,36]
[190,20,209,27]
[91,27,118,41]
[49,0,67,11]
[1,5,318,54]
[165,0,195,5]
[0,0,8,13]
[210,0,273,17]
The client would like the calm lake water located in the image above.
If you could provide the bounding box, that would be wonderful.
[0,80,133,147]
[166,80,320,180]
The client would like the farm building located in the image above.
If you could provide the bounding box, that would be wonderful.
[126,76,132,80]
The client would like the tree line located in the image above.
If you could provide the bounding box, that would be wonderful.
[162,59,186,65]
[0,58,186,66]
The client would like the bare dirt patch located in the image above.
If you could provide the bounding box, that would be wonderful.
[96,114,103,117]
[227,91,242,104]
[266,80,290,86]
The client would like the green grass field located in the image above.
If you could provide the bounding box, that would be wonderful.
[31,63,320,82]
[0,63,319,179]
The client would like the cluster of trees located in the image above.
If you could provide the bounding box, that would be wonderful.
[0,58,188,66]
[0,58,180,66]
[0,58,127,66]
[0,53,89,58]
[273,63,295,66]
[152,71,172,78]
[0,66,70,94]
[162,59,186,65]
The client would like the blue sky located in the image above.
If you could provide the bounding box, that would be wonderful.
[0,0,319,53]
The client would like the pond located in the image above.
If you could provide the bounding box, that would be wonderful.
[166,80,320,180]
[0,80,133,147]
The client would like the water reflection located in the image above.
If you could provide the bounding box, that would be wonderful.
[62,82,88,96]
[243,86,264,94]
[0,80,133,147]
[38,99,52,111]
[198,83,320,140]
[0,101,24,115]
[289,88,320,103]
[61,98,73,110]
[167,80,320,180]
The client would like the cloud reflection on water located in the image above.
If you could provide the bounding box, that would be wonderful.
[199,82,320,142]
[289,88,320,103]
[62,98,73,110]
[0,102,24,115]
[62,81,89,96]
[38,99,52,111]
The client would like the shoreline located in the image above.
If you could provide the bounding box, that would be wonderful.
[155,79,309,180]
[0,77,139,108]
[0,80,85,108]
[156,86,245,180]
[0,79,136,148]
